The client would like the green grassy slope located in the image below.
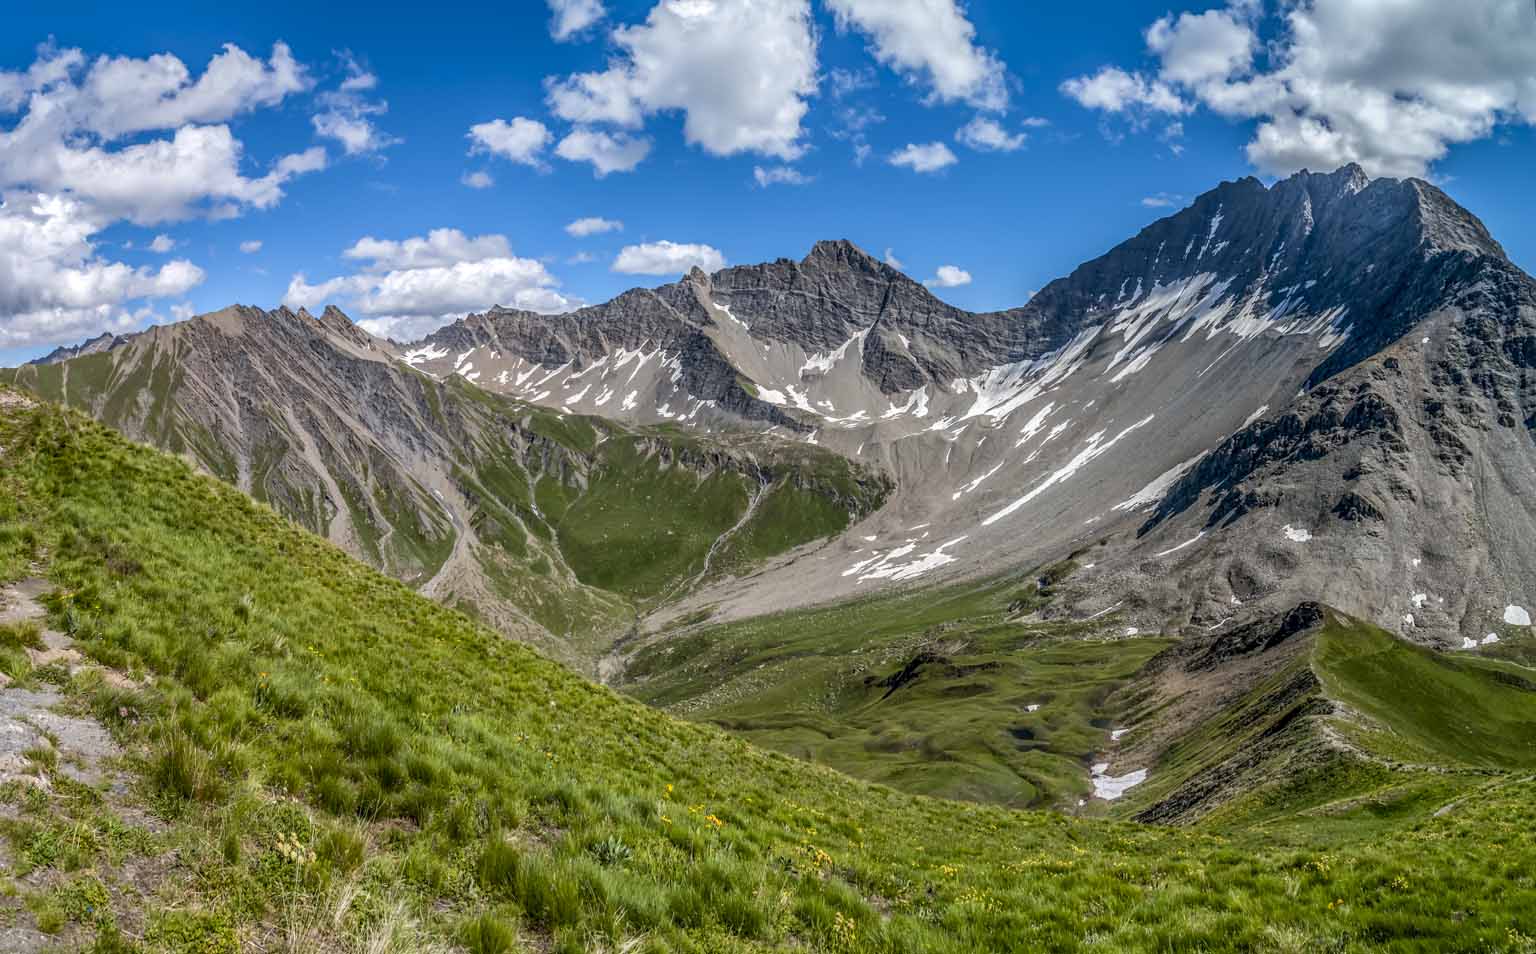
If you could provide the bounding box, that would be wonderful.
[1101,612,1536,839]
[5,396,1536,951]
[1315,620,1536,769]
[2,356,889,665]
[625,572,1171,809]
[630,569,1536,840]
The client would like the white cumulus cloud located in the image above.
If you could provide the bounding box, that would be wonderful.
[548,0,607,40]
[889,141,957,173]
[460,171,494,189]
[612,240,725,276]
[1061,67,1188,115]
[283,227,579,341]
[0,192,205,348]
[239,239,263,253]
[924,264,972,288]
[468,118,552,168]
[342,229,515,271]
[1063,0,1536,178]
[823,0,1008,111]
[956,117,1027,152]
[60,42,307,139]
[752,165,812,187]
[545,0,818,160]
[0,41,322,348]
[555,128,651,177]
[565,216,623,237]
[312,52,398,156]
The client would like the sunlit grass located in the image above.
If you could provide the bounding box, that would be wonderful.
[2,396,1536,951]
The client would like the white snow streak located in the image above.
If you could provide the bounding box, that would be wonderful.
[1154,532,1205,558]
[983,415,1156,526]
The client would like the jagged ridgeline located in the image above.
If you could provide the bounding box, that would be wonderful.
[3,394,1536,951]
[0,306,889,668]
[14,167,1536,656]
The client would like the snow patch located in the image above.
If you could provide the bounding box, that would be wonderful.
[1084,600,1124,622]
[952,460,1008,500]
[1281,525,1313,543]
[1091,763,1148,800]
[401,343,449,366]
[1242,405,1269,429]
[845,536,968,584]
[957,326,1099,423]
[1113,453,1204,513]
[1197,208,1223,259]
[1013,402,1057,448]
[714,299,749,329]
[800,331,866,377]
[883,387,932,419]
[1505,605,1532,627]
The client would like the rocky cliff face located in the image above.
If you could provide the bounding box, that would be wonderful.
[1098,247,1536,647]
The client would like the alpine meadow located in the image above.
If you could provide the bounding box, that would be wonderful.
[3,2,1536,952]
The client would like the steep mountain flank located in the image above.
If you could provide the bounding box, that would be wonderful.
[1075,247,1536,648]
[1,306,887,667]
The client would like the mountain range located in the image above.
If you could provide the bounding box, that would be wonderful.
[5,163,1536,949]
[15,163,1531,664]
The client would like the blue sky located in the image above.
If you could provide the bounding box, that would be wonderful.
[2,0,1533,364]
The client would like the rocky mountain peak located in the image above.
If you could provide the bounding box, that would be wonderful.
[803,239,888,275]
[1290,162,1370,195]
